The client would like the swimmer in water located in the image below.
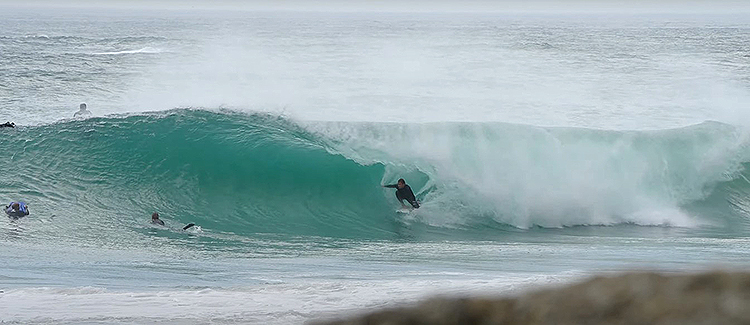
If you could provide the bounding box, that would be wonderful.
[151,212,195,230]
[74,103,92,118]
[5,201,30,219]
[151,212,165,226]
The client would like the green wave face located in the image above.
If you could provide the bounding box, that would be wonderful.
[2,109,750,245]
[1,110,409,240]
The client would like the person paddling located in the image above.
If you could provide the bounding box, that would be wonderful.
[5,201,30,219]
[151,212,165,226]
[151,212,195,230]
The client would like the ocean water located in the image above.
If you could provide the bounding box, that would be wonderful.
[1,7,750,324]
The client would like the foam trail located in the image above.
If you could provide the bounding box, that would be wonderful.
[92,47,162,55]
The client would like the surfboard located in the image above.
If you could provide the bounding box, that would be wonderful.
[5,211,26,219]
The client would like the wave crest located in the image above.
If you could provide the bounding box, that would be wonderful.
[2,109,749,240]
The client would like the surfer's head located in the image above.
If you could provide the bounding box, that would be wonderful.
[11,203,19,210]
[152,212,160,220]
[79,103,87,110]
[397,178,406,189]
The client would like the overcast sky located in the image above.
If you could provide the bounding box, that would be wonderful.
[0,0,748,13]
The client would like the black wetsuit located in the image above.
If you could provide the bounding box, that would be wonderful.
[385,184,420,208]
[0,122,14,128]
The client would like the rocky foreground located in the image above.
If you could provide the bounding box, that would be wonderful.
[314,271,750,325]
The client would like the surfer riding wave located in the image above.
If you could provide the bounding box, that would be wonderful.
[383,178,420,209]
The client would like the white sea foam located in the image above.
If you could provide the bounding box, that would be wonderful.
[93,47,163,55]
[0,275,573,324]
[308,120,749,228]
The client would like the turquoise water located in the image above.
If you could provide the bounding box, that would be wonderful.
[3,110,750,240]
[2,7,750,324]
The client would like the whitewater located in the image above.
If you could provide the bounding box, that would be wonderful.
[1,7,750,324]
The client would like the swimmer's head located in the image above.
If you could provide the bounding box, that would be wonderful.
[79,103,87,110]
[11,203,19,210]
[152,212,160,220]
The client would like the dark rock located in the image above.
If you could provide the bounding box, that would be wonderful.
[314,271,750,325]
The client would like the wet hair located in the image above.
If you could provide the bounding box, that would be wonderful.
[398,178,405,184]
[80,103,87,110]
[11,203,19,209]
[152,212,159,219]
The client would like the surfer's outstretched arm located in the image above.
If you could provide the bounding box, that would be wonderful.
[382,184,398,188]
